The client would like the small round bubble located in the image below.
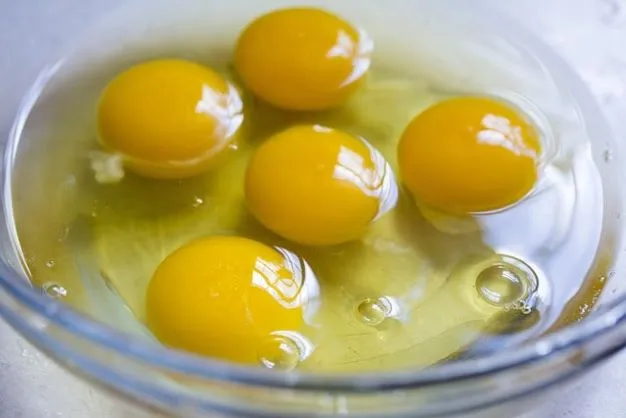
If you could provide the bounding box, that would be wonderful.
[356,298,388,326]
[474,255,540,310]
[476,264,527,307]
[42,282,68,299]
[192,197,204,208]
[476,256,537,311]
[258,335,302,370]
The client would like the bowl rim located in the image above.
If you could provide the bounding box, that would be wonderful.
[2,0,626,393]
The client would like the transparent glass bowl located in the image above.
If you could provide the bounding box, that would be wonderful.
[1,1,626,417]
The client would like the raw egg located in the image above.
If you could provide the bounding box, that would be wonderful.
[146,236,318,364]
[245,125,397,246]
[398,97,541,214]
[234,7,373,111]
[97,59,243,180]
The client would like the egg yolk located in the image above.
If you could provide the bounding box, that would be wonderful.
[397,97,542,214]
[146,236,317,364]
[245,125,397,246]
[234,8,372,111]
[97,59,243,179]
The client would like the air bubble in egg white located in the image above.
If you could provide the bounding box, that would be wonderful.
[42,282,68,299]
[192,196,204,208]
[258,332,312,370]
[356,298,388,326]
[475,255,539,309]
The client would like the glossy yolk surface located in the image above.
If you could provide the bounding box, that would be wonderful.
[398,97,542,214]
[97,59,243,179]
[246,125,394,246]
[234,8,372,111]
[146,236,308,363]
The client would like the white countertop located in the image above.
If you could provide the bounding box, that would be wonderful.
[2,1,626,417]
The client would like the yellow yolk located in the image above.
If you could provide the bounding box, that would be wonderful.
[245,125,397,246]
[398,97,542,214]
[146,236,316,364]
[234,8,372,111]
[97,59,243,179]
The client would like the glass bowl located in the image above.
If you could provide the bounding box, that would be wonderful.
[1,0,625,417]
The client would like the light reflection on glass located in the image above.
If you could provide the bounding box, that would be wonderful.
[326,28,374,88]
[251,246,320,319]
[332,136,398,221]
[191,81,244,161]
[477,114,538,159]
[195,82,244,139]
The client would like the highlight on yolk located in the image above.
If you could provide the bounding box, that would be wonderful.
[234,7,373,111]
[146,236,319,364]
[96,59,243,181]
[245,125,397,246]
[397,96,542,214]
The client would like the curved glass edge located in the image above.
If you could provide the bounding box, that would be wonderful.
[2,268,626,416]
[0,0,625,397]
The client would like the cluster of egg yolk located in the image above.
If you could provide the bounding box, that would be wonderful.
[97,59,243,180]
[146,236,315,364]
[91,7,544,364]
[96,7,371,181]
[398,97,542,215]
[246,125,396,246]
